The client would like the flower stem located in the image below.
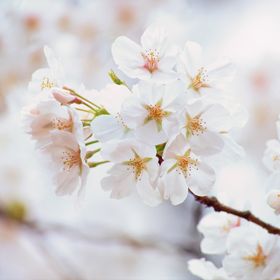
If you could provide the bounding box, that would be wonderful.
[63,86,101,109]
[88,160,110,168]
[85,140,98,146]
[190,191,280,236]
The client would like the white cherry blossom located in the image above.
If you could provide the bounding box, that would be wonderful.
[112,24,178,82]
[101,139,162,206]
[42,131,89,196]
[177,41,235,98]
[198,212,242,254]
[121,81,185,145]
[179,100,234,155]
[158,134,215,205]
[188,258,231,280]
[263,139,280,172]
[223,226,280,280]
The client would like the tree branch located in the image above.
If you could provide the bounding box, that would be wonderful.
[190,191,280,236]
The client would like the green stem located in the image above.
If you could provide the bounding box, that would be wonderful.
[85,140,98,146]
[63,86,101,109]
[88,160,109,168]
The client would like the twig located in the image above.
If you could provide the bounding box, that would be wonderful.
[190,191,280,236]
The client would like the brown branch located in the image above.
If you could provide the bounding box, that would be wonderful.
[190,191,280,236]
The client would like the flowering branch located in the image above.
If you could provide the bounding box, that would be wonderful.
[190,191,280,236]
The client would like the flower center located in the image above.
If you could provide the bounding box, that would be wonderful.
[244,244,267,268]
[142,50,160,73]
[189,67,209,92]
[124,150,151,180]
[41,77,56,90]
[61,150,81,171]
[186,114,206,137]
[272,155,280,162]
[51,117,73,131]
[222,218,241,233]
[168,150,198,177]
[144,100,170,131]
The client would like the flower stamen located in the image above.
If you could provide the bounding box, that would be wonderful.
[243,244,267,268]
[189,67,209,92]
[41,77,56,90]
[142,49,160,73]
[185,113,206,138]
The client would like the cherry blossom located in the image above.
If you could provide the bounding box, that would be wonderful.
[22,94,83,143]
[121,81,185,145]
[42,131,89,195]
[158,134,215,205]
[101,139,162,206]
[177,41,235,98]
[179,100,234,155]
[112,24,178,81]
[198,212,243,255]
[223,226,280,280]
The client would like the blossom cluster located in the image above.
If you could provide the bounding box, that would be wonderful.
[189,212,280,279]
[22,25,244,205]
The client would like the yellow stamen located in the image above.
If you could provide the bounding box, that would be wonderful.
[244,244,267,268]
[41,77,56,90]
[189,67,209,92]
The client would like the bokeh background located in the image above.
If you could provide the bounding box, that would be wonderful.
[1,0,280,279]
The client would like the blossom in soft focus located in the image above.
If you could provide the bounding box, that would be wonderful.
[223,226,280,280]
[198,212,243,254]
[101,139,162,206]
[112,24,178,81]
[266,189,280,215]
[188,258,230,280]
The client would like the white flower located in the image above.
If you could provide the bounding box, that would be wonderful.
[28,46,65,94]
[223,226,280,280]
[179,100,234,155]
[263,139,280,172]
[42,131,89,196]
[266,189,280,215]
[90,84,132,143]
[101,139,162,206]
[188,258,231,280]
[121,81,185,145]
[158,134,215,205]
[22,95,83,143]
[112,24,177,82]
[198,212,242,254]
[177,41,235,98]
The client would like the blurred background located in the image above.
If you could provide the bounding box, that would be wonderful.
[1,0,280,279]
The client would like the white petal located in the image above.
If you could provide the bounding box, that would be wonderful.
[188,161,215,196]
[136,171,162,207]
[111,36,144,78]
[179,41,202,77]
